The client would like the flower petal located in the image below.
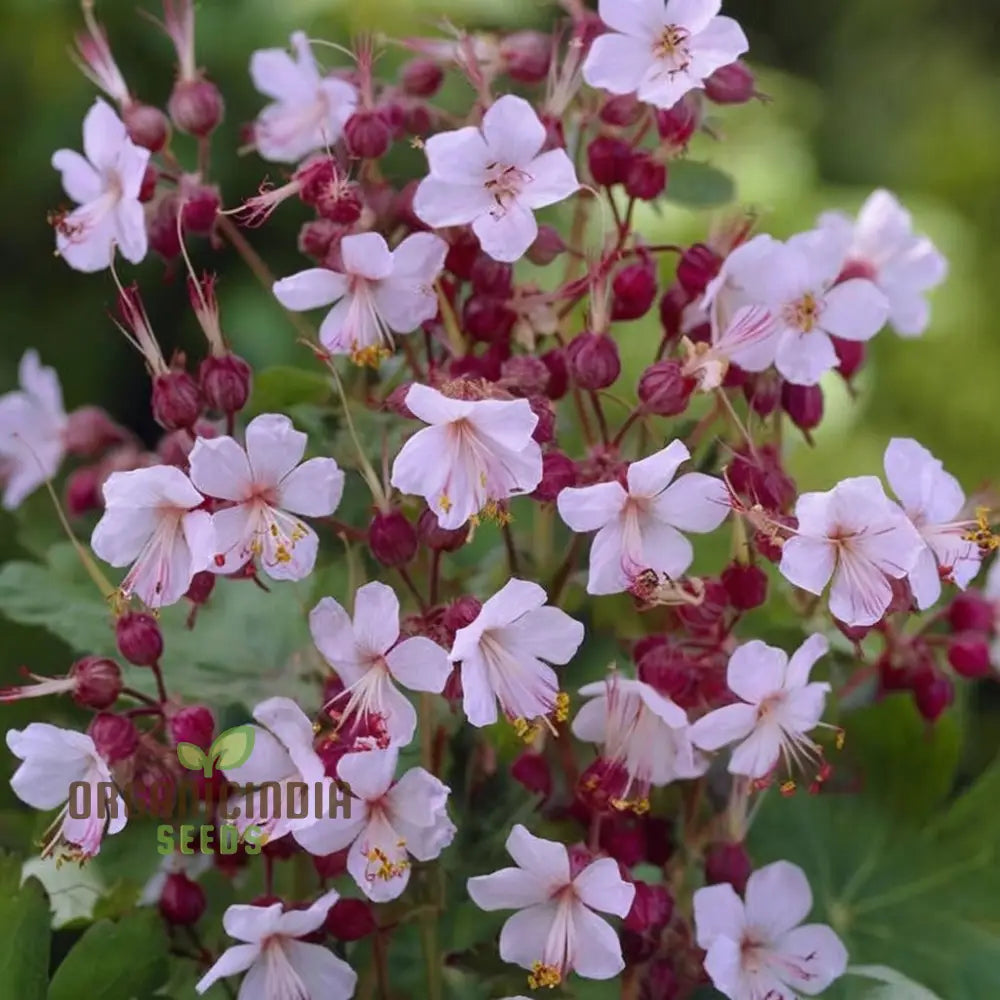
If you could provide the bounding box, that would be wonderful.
[599,0,666,36]
[272,268,348,311]
[505,823,570,886]
[774,329,839,386]
[693,882,746,948]
[784,634,830,689]
[195,943,260,994]
[520,149,579,210]
[385,636,452,693]
[689,703,758,752]
[341,231,394,281]
[582,34,652,96]
[51,149,101,205]
[352,581,401,657]
[188,436,253,502]
[830,551,893,627]
[822,279,889,341]
[281,940,358,999]
[727,640,787,703]
[497,903,558,969]
[745,860,814,939]
[467,868,549,910]
[482,95,545,166]
[244,414,307,488]
[413,178,493,229]
[82,99,128,173]
[569,901,627,979]
[626,440,690,498]
[728,725,783,778]
[337,746,397,802]
[277,457,344,517]
[472,200,538,264]
[653,472,729,532]
[557,482,627,532]
[771,924,849,995]
[779,536,836,596]
[573,857,635,917]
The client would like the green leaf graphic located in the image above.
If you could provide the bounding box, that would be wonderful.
[175,742,208,772]
[209,725,256,773]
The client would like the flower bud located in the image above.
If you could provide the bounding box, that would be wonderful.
[742,370,782,417]
[612,262,658,321]
[298,218,343,260]
[533,451,576,503]
[170,705,215,749]
[541,349,569,400]
[400,58,443,97]
[677,579,728,637]
[369,510,418,567]
[149,196,182,260]
[463,296,516,343]
[312,849,348,880]
[638,360,695,416]
[417,507,469,552]
[721,562,768,610]
[529,396,556,444]
[326,898,376,941]
[65,466,103,517]
[65,406,129,457]
[445,229,480,280]
[442,596,482,634]
[914,672,954,722]
[168,79,224,137]
[948,633,992,679]
[70,657,123,710]
[199,354,252,416]
[832,336,866,381]
[704,60,756,105]
[511,751,552,799]
[180,181,220,234]
[89,713,139,763]
[160,873,207,926]
[567,333,621,390]
[587,135,631,187]
[781,382,823,432]
[152,369,202,431]
[139,164,158,203]
[600,816,646,867]
[704,841,752,894]
[625,153,667,201]
[116,611,164,667]
[658,283,690,343]
[500,30,552,82]
[948,592,995,634]
[728,444,797,511]
[599,94,643,127]
[500,356,550,397]
[527,225,565,266]
[470,255,513,297]
[316,182,363,225]
[677,243,721,296]
[624,881,674,935]
[123,102,170,152]
[655,93,701,149]
[345,111,392,159]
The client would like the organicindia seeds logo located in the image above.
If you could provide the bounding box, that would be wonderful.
[61,725,353,858]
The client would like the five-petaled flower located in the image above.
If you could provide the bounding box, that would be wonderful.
[51,99,149,272]
[273,232,448,366]
[413,94,579,262]
[693,860,848,1000]
[189,413,344,582]
[467,824,635,987]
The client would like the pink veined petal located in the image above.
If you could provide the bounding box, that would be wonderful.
[113,199,148,264]
[727,640,788,703]
[719,305,780,372]
[688,703,758,752]
[508,606,584,666]
[770,924,849,995]
[341,231,394,281]
[404,383,479,424]
[573,857,635,917]
[775,329,838,386]
[464,397,540,452]
[280,940,358,999]
[274,889,341,938]
[585,520,631,595]
[653,472,730,533]
[206,503,254,575]
[51,149,101,205]
[744,861,814,939]
[82,98,128,173]
[372,278,438,334]
[104,464,204,510]
[778,682,830,734]
[467,868,550,910]
[244,414,308,488]
[908,543,942,611]
[375,680,420,747]
[181,509,215,576]
[582,33,653,96]
[702,937,745,999]
[385,636,451,693]
[413,178,493,229]
[316,295,366,356]
[350,814,413,902]
[783,633,831,689]
[256,512,319,582]
[338,746,397,801]
[90,505,157,567]
[567,901,627,979]
[821,278,889,341]
[482,95,546,166]
[472,200,538,264]
[598,0,666,36]
[637,67,702,111]
[728,723,784,779]
[506,823,570,885]
[389,424,455,517]
[188,436,254,501]
[423,125,492,183]
[351,581,401,657]
[557,481,627,532]
[855,514,923,579]
[693,883,746,948]
[497,902,559,969]
[384,765,449,828]
[387,806,455,864]
[666,0,723,34]
[520,149,579,210]
[390,232,449,283]
[195,943,260,994]
[273,268,348,311]
[56,205,117,273]
[277,457,344,517]
[460,651,499,727]
[634,680,689,729]
[474,578,547,633]
[829,549,893,627]
[626,439,690,498]
[929,528,982,590]
[779,535,837,596]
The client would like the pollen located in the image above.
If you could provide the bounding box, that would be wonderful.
[779,780,797,797]
[553,691,570,724]
[364,846,409,882]
[653,24,690,62]
[350,344,391,369]
[788,292,822,333]
[528,962,562,989]
[479,500,511,526]
[963,507,1000,554]
[512,717,540,743]
[438,494,453,514]
[611,795,650,815]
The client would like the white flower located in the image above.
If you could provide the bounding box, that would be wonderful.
[295,747,455,903]
[694,860,848,1000]
[883,438,983,610]
[51,98,149,272]
[273,232,448,366]
[250,31,358,163]
[413,94,579,262]
[390,384,542,530]
[91,465,215,608]
[689,635,831,783]
[6,723,126,861]
[467,824,635,988]
[573,674,706,808]
[582,0,749,110]
[222,697,332,846]
[556,439,729,595]
[681,304,777,391]
[310,582,452,747]
[818,189,947,337]
[188,413,344,583]
[450,578,584,729]
[779,476,924,627]
[0,350,67,509]
[196,890,356,998]
[704,231,889,386]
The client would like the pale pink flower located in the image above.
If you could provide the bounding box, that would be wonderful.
[390,385,542,530]
[884,437,982,610]
[467,823,635,988]
[250,31,358,163]
[310,581,452,747]
[573,674,706,807]
[295,747,456,903]
[188,413,344,582]
[682,304,777,391]
[221,697,332,846]
[51,99,149,272]
[556,440,729,595]
[90,465,214,608]
[704,231,889,386]
[196,890,356,998]
[273,232,448,366]
[694,861,848,1000]
[583,0,748,110]
[413,94,579,262]
[450,579,584,729]
[818,189,948,337]
[689,635,831,781]
[779,476,924,627]
[6,723,126,862]
[0,350,67,509]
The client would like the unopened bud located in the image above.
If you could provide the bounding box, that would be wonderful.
[599,94,643,127]
[345,111,392,159]
[65,406,128,457]
[677,243,721,296]
[470,256,513,297]
[832,336,866,381]
[116,611,164,667]
[914,671,954,722]
[948,633,992,679]
[532,451,576,503]
[298,218,343,260]
[612,262,658,321]
[510,750,552,798]
[170,705,215,749]
[326,897,376,941]
[180,181,221,234]
[168,78,224,137]
[442,596,482,634]
[65,466,103,517]
[500,30,552,83]
[159,872,207,925]
[625,153,667,201]
[704,841,752,894]
[70,656,123,710]
[527,225,565,267]
[89,712,139,763]
[587,135,632,187]
[567,332,620,390]
[655,93,701,149]
[199,354,252,416]
[624,881,674,934]
[638,360,695,416]
[781,382,824,432]
[658,283,690,342]
[149,196,182,260]
[417,506,469,552]
[704,60,757,105]
[948,592,995,634]
[529,396,556,444]
[445,229,481,280]
[369,510,418,567]
[152,369,202,430]
[139,164,158,203]
[721,562,768,610]
[463,296,516,343]
[123,102,170,152]
[677,579,728,636]
[742,370,782,417]
[541,349,569,400]
[500,356,550,397]
[400,58,443,97]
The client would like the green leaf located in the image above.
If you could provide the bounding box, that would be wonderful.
[175,742,208,772]
[848,965,944,999]
[47,911,168,1000]
[209,725,256,771]
[0,868,50,1000]
[246,366,332,415]
[664,160,736,208]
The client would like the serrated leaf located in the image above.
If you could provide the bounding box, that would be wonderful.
[848,965,944,999]
[664,160,736,208]
[0,870,50,1000]
[175,742,208,772]
[47,911,168,1000]
[209,725,256,770]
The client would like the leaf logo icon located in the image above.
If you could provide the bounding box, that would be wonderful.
[176,725,256,777]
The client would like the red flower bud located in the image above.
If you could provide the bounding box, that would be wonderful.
[638,360,696,416]
[317,183,364,225]
[400,58,443,97]
[65,406,129,457]
[914,672,954,722]
[658,283,690,342]
[511,751,552,799]
[149,197,182,260]
[655,93,701,149]
[369,510,418,567]
[139,164,158,203]
[533,451,577,503]
[326,898,376,941]
[624,881,674,934]
[65,466,102,517]
[599,94,643,127]
[567,333,621,390]
[160,872,207,925]
[500,356,550,397]
[704,60,757,105]
[781,382,824,432]
[89,712,139,763]
[116,611,164,667]
[527,225,566,266]
[541,349,569,400]
[676,243,721,296]
[704,841,752,894]
[832,336,866,381]
[185,569,216,605]
[470,255,513,297]
[199,353,252,416]
[612,262,658,321]
[170,705,215,749]
[625,153,667,201]
[417,507,469,552]
[152,369,202,431]
[529,396,556,444]
[721,562,768,610]
[742,370,782,417]
[445,229,480,280]
[180,182,220,234]
[312,849,348,880]
[345,111,392,159]
[463,296,516,343]
[168,78,224,137]
[677,579,728,637]
[500,30,552,82]
[947,633,992,679]
[298,218,343,260]
[948,592,995,634]
[587,136,631,187]
[123,102,170,152]
[442,596,482,634]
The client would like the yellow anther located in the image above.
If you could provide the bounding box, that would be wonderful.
[963,507,1000,553]
[350,345,391,368]
[834,728,846,751]
[438,494,453,514]
[528,962,562,989]
[780,780,797,797]
[364,846,409,882]
[553,691,570,724]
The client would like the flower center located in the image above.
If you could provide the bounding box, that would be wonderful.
[484,161,532,218]
[786,292,823,333]
[653,25,692,71]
